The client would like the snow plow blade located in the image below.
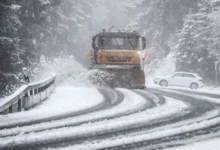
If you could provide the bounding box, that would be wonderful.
[88,66,146,89]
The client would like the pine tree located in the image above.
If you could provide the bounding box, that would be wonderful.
[17,0,53,65]
[134,0,199,59]
[0,1,23,96]
[176,0,220,83]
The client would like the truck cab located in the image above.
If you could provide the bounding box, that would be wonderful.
[88,30,146,89]
[91,31,146,69]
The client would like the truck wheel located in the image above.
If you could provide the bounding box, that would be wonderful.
[160,80,168,87]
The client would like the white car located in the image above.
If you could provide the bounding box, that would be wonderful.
[153,72,203,89]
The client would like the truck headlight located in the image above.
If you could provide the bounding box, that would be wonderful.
[137,51,141,55]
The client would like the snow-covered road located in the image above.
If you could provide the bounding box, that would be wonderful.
[1,85,220,150]
[0,86,105,128]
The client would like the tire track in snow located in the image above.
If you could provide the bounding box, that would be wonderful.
[2,90,189,150]
[165,87,220,99]
[44,89,219,150]
[2,88,218,150]
[0,89,155,150]
[0,88,116,130]
[0,88,124,137]
[82,88,219,150]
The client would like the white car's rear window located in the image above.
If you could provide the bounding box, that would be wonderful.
[183,74,196,78]
[173,73,184,77]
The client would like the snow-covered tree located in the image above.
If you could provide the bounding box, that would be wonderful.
[133,0,220,84]
[134,0,199,60]
[176,0,220,83]
[0,1,23,95]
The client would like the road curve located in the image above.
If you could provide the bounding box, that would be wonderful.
[1,87,220,150]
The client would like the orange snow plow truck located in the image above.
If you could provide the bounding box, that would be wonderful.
[88,30,146,89]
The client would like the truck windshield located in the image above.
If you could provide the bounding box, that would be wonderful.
[99,37,137,50]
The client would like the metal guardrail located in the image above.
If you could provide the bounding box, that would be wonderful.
[0,74,56,115]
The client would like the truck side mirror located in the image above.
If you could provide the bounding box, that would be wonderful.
[142,37,146,49]
[92,36,97,49]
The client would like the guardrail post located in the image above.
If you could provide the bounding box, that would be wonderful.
[215,61,220,87]
[23,93,29,110]
[18,98,22,112]
[9,105,12,113]
[12,103,18,113]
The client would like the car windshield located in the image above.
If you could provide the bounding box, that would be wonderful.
[98,37,138,50]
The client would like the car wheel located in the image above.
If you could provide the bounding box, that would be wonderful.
[160,80,168,87]
[190,83,198,89]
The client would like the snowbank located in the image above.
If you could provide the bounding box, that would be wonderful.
[33,54,92,87]
[0,86,104,127]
